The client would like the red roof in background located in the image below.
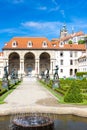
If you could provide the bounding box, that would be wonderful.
[58,44,85,50]
[0,52,3,56]
[3,37,86,51]
[52,31,84,42]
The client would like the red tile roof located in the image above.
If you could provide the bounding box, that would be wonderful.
[58,44,85,50]
[0,52,3,56]
[3,37,53,49]
[52,31,84,42]
[3,37,86,51]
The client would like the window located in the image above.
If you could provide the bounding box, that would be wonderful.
[59,41,64,47]
[60,60,63,65]
[70,51,73,57]
[12,41,18,47]
[70,69,73,75]
[73,37,77,43]
[27,41,33,47]
[60,69,63,73]
[70,60,73,65]
[42,41,47,47]
[74,51,77,57]
[60,51,63,57]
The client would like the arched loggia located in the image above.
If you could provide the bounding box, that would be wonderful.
[9,52,20,74]
[39,52,50,74]
[24,52,35,75]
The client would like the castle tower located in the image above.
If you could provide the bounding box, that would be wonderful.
[60,24,68,38]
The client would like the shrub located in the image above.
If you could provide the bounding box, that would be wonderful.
[64,81,83,103]
[76,72,87,77]
[55,88,65,95]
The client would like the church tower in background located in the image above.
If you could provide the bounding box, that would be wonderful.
[60,24,68,38]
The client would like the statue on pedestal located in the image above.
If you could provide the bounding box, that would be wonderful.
[53,65,59,80]
[3,66,9,80]
[53,65,60,88]
[2,65,9,89]
[45,68,49,79]
[11,68,18,79]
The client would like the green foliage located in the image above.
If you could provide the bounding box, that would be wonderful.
[75,79,87,89]
[68,40,72,44]
[76,72,87,77]
[64,81,83,103]
[55,88,65,95]
[82,94,87,100]
[78,40,85,44]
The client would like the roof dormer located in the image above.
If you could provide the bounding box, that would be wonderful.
[59,41,64,47]
[27,41,33,47]
[12,41,18,47]
[42,41,48,47]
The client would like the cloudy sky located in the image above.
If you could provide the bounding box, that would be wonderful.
[0,0,87,50]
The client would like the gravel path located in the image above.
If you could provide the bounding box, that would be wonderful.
[0,77,87,117]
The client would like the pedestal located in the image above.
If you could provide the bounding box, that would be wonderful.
[52,79,60,89]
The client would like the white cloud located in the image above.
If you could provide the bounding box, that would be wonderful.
[60,10,65,18]
[50,0,60,12]
[52,0,58,6]
[0,28,17,34]
[7,0,24,4]
[21,21,62,30]
[37,6,47,10]
[49,6,59,12]
[70,18,87,29]
[21,21,63,38]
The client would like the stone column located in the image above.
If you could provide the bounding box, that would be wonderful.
[35,59,40,76]
[50,59,56,77]
[20,59,24,76]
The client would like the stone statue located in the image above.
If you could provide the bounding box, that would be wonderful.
[11,68,17,79]
[53,65,59,80]
[41,71,45,79]
[46,68,49,79]
[3,66,9,79]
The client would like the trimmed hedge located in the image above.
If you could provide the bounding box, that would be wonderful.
[55,88,65,95]
[82,94,87,100]
[76,72,87,77]
[64,81,83,103]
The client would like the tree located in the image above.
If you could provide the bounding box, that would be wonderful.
[78,40,85,44]
[64,81,83,103]
[68,40,72,44]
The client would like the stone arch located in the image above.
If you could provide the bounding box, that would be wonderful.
[24,52,35,75]
[39,52,50,74]
[8,52,20,74]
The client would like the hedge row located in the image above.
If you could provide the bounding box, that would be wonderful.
[0,80,21,96]
[76,72,87,77]
[64,81,83,103]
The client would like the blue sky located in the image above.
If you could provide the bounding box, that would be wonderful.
[0,0,87,51]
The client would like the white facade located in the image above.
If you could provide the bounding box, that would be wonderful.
[0,49,85,79]
[78,53,87,72]
[0,53,4,78]
[55,50,83,78]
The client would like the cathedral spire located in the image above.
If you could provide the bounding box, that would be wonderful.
[60,24,68,38]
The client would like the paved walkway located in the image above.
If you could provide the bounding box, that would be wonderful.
[0,77,87,117]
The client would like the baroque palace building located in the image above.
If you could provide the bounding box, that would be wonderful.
[0,25,86,78]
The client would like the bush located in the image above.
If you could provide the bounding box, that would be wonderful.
[55,88,65,95]
[64,81,83,103]
[76,72,87,77]
[82,94,87,100]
